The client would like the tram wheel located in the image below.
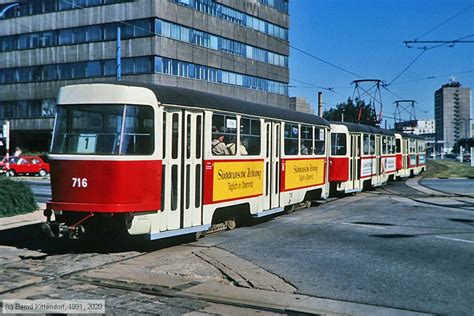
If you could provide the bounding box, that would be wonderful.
[225,218,237,230]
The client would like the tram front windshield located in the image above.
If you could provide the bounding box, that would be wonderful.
[51,104,154,155]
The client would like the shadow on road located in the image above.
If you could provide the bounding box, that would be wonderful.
[0,223,199,255]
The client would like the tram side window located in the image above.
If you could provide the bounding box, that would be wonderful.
[314,127,325,155]
[284,123,299,155]
[382,137,387,155]
[395,139,401,153]
[212,113,236,156]
[363,134,370,155]
[122,106,154,155]
[300,125,312,155]
[369,135,375,155]
[240,117,261,155]
[331,133,346,156]
[418,141,424,153]
[409,139,416,153]
[388,137,394,154]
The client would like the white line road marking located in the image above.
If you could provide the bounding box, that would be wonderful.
[435,236,474,244]
[341,223,386,230]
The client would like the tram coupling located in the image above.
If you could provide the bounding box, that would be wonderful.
[42,209,88,239]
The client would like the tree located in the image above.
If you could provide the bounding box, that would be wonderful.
[452,138,474,154]
[322,98,379,126]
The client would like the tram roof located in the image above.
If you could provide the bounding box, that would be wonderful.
[331,122,394,136]
[395,131,425,140]
[96,81,330,127]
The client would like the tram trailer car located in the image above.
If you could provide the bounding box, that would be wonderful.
[44,82,331,239]
[328,122,398,195]
[393,132,426,179]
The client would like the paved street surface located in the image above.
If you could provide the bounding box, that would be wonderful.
[0,178,472,314]
[17,178,51,205]
[420,178,474,196]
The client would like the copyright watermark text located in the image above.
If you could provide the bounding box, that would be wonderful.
[2,300,105,314]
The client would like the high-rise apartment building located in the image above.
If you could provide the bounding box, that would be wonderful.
[434,81,471,153]
[0,0,289,151]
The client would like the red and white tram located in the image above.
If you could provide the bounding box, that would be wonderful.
[44,82,427,240]
[394,132,426,178]
[44,82,330,239]
[328,122,397,195]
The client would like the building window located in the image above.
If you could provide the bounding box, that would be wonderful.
[155,18,287,67]
[1,0,133,19]
[153,57,287,95]
[0,56,287,95]
[173,0,288,41]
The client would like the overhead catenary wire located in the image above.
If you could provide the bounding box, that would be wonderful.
[388,69,474,86]
[289,45,364,79]
[422,33,474,51]
[414,4,474,40]
[387,50,426,86]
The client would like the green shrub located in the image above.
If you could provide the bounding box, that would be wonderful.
[0,178,38,217]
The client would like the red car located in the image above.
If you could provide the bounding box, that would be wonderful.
[2,156,50,177]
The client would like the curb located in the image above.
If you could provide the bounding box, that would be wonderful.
[0,209,44,231]
[405,177,450,196]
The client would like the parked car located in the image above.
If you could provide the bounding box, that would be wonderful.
[455,154,471,162]
[2,156,50,177]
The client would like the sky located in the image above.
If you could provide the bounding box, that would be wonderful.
[288,0,474,127]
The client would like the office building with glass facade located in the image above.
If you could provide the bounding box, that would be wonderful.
[0,0,289,151]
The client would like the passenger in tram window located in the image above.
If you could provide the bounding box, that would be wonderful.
[314,141,324,155]
[227,142,248,155]
[301,143,309,155]
[212,134,230,155]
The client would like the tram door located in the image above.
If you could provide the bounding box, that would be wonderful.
[161,109,182,231]
[182,111,203,228]
[351,134,361,190]
[263,123,271,210]
[402,139,408,170]
[375,136,381,183]
[264,122,281,209]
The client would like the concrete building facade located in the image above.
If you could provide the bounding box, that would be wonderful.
[0,0,290,152]
[289,96,314,114]
[395,119,435,135]
[434,82,471,153]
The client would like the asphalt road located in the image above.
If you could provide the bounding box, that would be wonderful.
[195,180,474,315]
[9,177,474,314]
[421,178,474,195]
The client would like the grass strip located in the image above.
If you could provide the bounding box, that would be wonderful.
[424,159,474,179]
[0,177,38,217]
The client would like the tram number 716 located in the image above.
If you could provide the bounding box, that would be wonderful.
[72,177,88,188]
